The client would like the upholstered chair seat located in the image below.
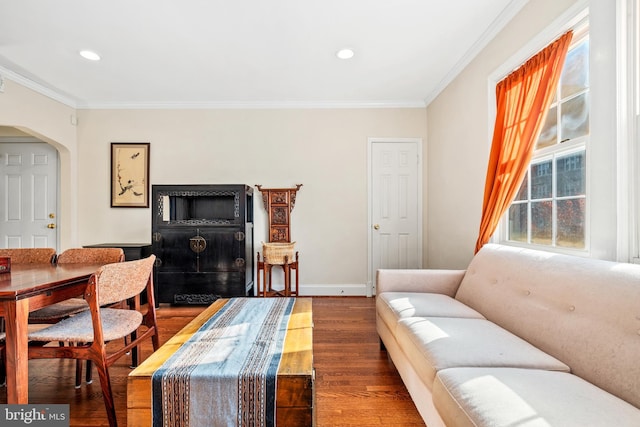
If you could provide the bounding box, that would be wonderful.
[29,309,143,344]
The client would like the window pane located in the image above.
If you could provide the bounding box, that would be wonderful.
[508,203,528,242]
[561,39,589,99]
[531,161,552,199]
[514,171,528,201]
[560,93,589,142]
[556,151,585,197]
[531,201,552,245]
[557,198,585,248]
[537,106,558,149]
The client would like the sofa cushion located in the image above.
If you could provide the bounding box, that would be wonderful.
[433,367,640,427]
[395,317,569,390]
[376,292,485,333]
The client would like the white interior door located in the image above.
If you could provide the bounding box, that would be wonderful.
[0,142,58,248]
[369,139,422,295]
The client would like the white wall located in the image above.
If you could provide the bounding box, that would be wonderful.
[76,108,427,289]
[425,0,617,268]
[0,76,426,293]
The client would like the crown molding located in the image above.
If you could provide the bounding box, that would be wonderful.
[0,65,425,110]
[424,0,530,106]
[75,100,427,110]
[0,65,78,108]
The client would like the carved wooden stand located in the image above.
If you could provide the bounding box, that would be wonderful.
[257,251,299,297]
[255,184,302,297]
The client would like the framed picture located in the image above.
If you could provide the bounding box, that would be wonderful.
[111,142,150,208]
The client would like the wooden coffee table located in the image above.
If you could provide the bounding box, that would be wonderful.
[127,298,314,426]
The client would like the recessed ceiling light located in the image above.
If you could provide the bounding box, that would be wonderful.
[336,48,355,60]
[79,50,101,61]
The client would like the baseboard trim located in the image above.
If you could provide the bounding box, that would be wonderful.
[296,284,369,297]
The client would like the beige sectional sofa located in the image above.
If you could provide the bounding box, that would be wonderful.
[376,243,640,427]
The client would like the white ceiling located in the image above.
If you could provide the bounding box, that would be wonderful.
[0,0,526,109]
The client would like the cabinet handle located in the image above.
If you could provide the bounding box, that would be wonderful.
[189,236,207,253]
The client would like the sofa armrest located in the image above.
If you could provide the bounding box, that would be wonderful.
[376,269,466,297]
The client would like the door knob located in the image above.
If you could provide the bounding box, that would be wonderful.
[47,223,56,229]
[373,224,380,230]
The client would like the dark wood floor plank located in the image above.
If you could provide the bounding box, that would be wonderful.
[0,297,425,426]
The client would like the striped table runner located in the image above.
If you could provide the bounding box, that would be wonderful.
[152,297,295,427]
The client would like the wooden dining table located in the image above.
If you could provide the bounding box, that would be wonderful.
[0,263,102,404]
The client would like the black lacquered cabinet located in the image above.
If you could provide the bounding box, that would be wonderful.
[151,184,254,305]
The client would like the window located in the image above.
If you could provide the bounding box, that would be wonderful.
[505,32,589,250]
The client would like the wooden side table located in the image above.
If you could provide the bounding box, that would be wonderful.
[257,252,299,297]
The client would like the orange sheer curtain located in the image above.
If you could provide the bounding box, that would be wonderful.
[475,31,573,253]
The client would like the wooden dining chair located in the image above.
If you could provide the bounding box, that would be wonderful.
[30,247,126,322]
[29,247,125,387]
[55,247,125,265]
[0,248,56,264]
[27,255,159,427]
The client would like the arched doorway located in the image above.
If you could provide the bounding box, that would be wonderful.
[0,128,59,249]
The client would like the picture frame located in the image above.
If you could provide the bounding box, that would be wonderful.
[111,142,150,208]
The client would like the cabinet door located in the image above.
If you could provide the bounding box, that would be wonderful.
[153,228,245,273]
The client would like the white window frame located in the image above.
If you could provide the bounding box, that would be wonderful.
[489,1,634,261]
[503,27,590,253]
[622,0,640,263]
[487,0,628,261]
[487,0,640,263]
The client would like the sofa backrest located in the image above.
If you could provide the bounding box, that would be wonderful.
[455,243,640,408]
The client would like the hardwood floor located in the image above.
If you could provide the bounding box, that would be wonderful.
[313,298,425,427]
[0,297,425,426]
